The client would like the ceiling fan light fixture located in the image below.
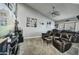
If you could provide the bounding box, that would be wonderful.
[51,6,60,17]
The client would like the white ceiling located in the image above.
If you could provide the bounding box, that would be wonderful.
[27,3,79,21]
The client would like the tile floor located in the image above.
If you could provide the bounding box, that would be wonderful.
[18,37,79,55]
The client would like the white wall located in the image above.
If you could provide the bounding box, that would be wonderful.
[17,4,55,39]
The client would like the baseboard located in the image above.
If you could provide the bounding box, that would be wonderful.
[24,36,41,39]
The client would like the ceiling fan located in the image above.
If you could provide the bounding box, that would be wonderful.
[50,6,60,17]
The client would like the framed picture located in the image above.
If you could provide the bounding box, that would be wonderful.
[26,17,37,27]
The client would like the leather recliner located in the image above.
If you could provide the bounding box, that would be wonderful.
[71,33,79,43]
[42,31,53,44]
[53,33,72,53]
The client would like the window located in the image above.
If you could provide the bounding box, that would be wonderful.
[0,18,7,26]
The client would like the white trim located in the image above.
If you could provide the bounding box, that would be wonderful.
[24,36,41,39]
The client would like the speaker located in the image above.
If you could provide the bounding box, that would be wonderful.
[76,15,79,20]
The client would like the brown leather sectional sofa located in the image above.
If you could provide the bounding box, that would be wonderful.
[42,29,79,53]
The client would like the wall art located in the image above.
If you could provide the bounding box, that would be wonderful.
[26,17,37,27]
